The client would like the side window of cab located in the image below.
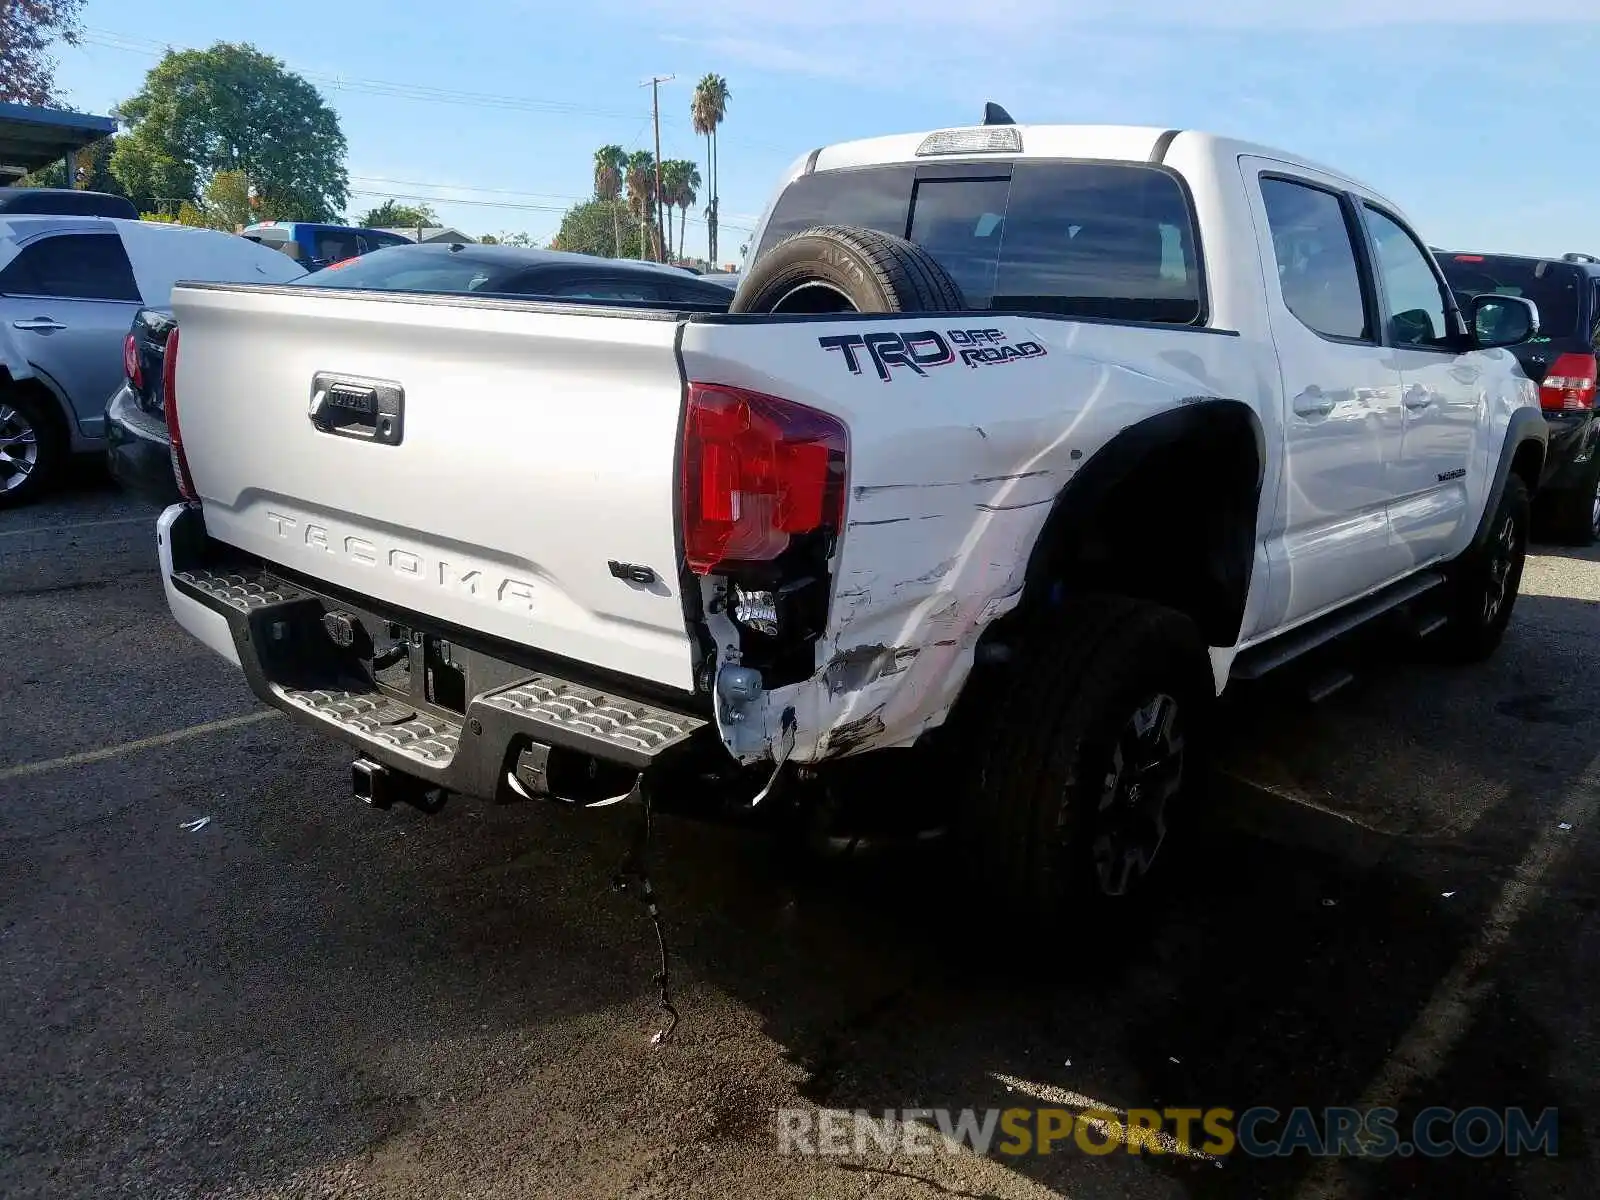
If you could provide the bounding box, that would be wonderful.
[1258,176,1370,342]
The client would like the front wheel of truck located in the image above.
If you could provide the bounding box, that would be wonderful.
[1432,474,1531,663]
[965,595,1214,910]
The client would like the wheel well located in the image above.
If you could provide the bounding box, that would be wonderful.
[1011,401,1264,648]
[0,368,72,446]
[1511,438,1544,494]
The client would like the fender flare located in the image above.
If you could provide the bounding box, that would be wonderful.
[0,351,79,446]
[1468,406,1547,553]
[1019,397,1266,643]
[0,322,31,384]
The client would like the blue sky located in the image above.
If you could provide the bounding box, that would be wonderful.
[48,0,1600,265]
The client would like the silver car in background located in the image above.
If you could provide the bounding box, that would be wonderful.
[0,216,306,507]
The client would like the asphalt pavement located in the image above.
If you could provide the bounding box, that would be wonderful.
[1,468,1595,1199]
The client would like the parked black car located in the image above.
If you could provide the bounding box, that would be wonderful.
[105,244,735,502]
[1438,250,1600,543]
[296,242,742,306]
[105,307,181,504]
[0,187,138,219]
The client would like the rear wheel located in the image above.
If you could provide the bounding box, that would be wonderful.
[1433,474,1530,663]
[0,388,64,509]
[964,595,1213,909]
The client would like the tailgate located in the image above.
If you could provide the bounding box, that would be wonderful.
[168,283,697,692]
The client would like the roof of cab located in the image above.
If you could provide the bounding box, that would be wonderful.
[808,123,1392,207]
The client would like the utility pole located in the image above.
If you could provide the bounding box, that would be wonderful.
[642,75,674,262]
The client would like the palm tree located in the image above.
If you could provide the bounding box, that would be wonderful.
[690,74,730,264]
[658,159,685,264]
[670,160,701,262]
[593,144,626,258]
[624,150,657,260]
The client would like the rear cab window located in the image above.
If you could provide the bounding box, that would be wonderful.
[756,159,1205,325]
[358,231,411,254]
[312,228,363,265]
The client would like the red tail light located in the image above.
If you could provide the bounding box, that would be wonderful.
[123,332,142,389]
[1539,352,1598,413]
[162,326,198,502]
[680,382,848,575]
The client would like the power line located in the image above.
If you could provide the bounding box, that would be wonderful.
[75,27,764,240]
[643,75,674,262]
[78,29,648,121]
[79,27,797,157]
[349,175,587,203]
[346,186,754,232]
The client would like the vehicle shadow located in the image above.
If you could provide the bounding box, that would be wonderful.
[7,594,1595,1198]
[637,591,1598,1196]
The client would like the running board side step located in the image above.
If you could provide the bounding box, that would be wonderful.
[1230,571,1447,682]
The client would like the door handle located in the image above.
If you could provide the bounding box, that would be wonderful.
[1293,389,1335,417]
[1403,388,1433,411]
[11,317,65,332]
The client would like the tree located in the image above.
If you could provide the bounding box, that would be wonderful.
[111,42,349,223]
[483,230,535,248]
[664,159,700,261]
[356,200,438,229]
[202,169,254,231]
[593,145,626,258]
[658,160,683,264]
[17,135,127,198]
[624,150,659,261]
[175,200,212,228]
[1,0,85,105]
[551,199,645,260]
[690,74,730,264]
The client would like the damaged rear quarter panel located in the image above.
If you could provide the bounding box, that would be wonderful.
[678,314,1263,763]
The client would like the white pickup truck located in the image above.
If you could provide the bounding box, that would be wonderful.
[157,117,1546,904]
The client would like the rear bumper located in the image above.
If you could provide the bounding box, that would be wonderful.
[106,385,181,505]
[158,504,711,801]
[1538,412,1598,494]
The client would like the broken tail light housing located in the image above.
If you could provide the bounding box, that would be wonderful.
[680,382,848,575]
[1540,352,1598,413]
[162,325,199,502]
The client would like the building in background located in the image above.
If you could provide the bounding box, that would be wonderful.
[0,101,117,185]
[375,226,475,245]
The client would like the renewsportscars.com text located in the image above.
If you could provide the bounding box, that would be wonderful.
[776,1105,1559,1159]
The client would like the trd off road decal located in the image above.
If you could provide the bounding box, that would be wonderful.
[818,327,1047,381]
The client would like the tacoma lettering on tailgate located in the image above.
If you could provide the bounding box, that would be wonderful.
[265,511,538,613]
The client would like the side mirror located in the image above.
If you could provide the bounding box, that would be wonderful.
[1469,293,1539,349]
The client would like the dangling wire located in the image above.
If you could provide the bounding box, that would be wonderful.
[612,777,679,1045]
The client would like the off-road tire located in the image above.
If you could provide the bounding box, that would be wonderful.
[964,595,1214,910]
[731,225,965,315]
[0,386,65,509]
[1433,474,1531,663]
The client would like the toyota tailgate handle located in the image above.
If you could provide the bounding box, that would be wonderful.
[308,372,404,445]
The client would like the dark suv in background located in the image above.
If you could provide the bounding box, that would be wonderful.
[1438,250,1600,543]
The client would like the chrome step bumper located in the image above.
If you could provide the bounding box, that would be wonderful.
[169,560,709,799]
